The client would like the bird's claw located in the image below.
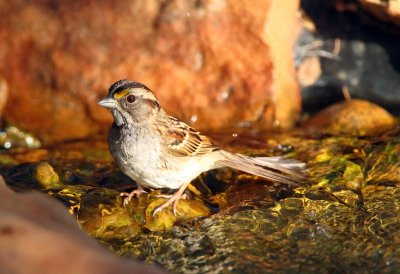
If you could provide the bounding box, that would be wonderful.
[152,193,187,217]
[120,188,147,207]
[152,204,168,216]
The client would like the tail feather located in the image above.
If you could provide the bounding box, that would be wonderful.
[252,156,306,174]
[216,152,306,186]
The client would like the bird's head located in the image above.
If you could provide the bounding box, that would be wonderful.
[99,80,161,126]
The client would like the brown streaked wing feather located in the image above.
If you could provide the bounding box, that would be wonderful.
[164,117,220,157]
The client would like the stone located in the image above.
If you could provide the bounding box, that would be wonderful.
[78,189,141,240]
[34,161,62,189]
[0,176,165,274]
[303,99,397,136]
[0,0,301,144]
[0,126,41,150]
[0,76,8,119]
[144,197,211,231]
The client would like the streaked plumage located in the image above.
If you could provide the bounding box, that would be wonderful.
[99,80,306,215]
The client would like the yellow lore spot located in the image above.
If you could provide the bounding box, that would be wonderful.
[113,89,129,99]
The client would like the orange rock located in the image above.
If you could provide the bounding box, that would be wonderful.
[0,76,8,119]
[303,99,398,136]
[0,0,301,144]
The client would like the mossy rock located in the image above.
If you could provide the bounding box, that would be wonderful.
[34,161,63,189]
[77,189,140,240]
[144,197,210,231]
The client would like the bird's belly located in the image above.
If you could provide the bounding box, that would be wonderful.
[111,136,203,189]
[122,155,205,190]
[126,156,205,189]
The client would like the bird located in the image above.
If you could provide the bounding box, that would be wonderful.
[98,80,305,215]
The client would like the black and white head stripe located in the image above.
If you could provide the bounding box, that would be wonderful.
[108,80,152,96]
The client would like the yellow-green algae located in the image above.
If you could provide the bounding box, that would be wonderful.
[34,161,63,189]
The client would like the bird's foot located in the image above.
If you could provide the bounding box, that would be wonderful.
[120,188,147,207]
[153,192,188,216]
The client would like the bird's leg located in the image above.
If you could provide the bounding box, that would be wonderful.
[120,185,147,207]
[153,181,191,216]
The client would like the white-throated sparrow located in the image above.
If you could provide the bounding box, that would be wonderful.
[99,80,305,215]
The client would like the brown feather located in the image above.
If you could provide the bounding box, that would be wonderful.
[163,116,220,157]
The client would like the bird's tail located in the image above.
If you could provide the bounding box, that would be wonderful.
[215,151,306,186]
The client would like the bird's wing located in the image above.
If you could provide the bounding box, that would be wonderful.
[163,117,220,157]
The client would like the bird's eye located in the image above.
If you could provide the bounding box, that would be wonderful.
[126,95,136,103]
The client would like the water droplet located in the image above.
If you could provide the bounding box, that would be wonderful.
[25,136,34,145]
[190,115,198,123]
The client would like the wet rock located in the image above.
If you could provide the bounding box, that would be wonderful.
[145,197,210,232]
[0,0,301,144]
[77,189,210,238]
[342,161,364,190]
[78,189,140,240]
[303,99,397,136]
[0,176,166,274]
[34,161,63,189]
[0,126,41,150]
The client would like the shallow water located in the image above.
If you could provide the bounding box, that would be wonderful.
[2,128,400,273]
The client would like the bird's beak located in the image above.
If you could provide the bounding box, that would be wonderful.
[98,96,117,109]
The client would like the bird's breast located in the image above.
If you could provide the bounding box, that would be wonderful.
[109,125,180,189]
[108,125,217,190]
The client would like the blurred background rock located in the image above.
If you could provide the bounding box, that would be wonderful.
[1,0,398,145]
[0,0,301,144]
